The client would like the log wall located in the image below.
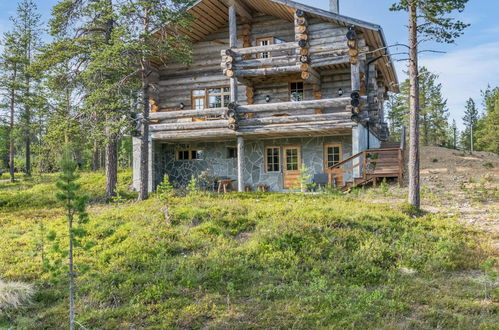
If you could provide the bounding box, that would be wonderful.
[155,13,374,133]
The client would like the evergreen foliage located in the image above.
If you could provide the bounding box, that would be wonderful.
[386,67,451,146]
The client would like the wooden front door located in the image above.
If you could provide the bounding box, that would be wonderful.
[283,146,301,189]
[324,144,343,186]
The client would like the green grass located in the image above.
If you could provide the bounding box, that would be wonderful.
[0,172,497,329]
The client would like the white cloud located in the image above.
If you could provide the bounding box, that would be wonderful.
[395,42,499,129]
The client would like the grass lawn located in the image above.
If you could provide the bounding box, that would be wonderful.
[0,171,497,329]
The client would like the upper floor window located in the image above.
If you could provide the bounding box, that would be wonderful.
[192,89,206,110]
[208,87,231,108]
[191,87,230,110]
[290,81,304,102]
[256,37,273,58]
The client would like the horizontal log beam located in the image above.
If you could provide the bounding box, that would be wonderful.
[232,65,302,77]
[231,56,298,68]
[152,129,236,141]
[236,97,352,113]
[238,121,355,134]
[239,113,351,126]
[222,42,298,56]
[149,107,227,120]
[150,119,229,131]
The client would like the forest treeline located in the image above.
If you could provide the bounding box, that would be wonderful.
[386,67,498,154]
[0,0,193,198]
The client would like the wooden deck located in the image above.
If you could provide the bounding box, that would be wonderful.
[329,140,405,189]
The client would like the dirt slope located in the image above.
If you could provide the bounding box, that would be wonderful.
[417,146,499,250]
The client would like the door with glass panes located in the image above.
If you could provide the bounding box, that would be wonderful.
[324,144,343,186]
[283,146,301,189]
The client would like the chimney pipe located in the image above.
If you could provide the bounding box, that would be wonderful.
[330,0,339,14]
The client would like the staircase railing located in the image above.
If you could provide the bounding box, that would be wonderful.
[328,147,404,187]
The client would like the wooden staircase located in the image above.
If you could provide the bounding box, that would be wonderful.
[328,135,406,190]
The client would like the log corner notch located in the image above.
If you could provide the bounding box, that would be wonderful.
[295,10,319,85]
[348,26,364,121]
[295,9,321,112]
[226,102,239,131]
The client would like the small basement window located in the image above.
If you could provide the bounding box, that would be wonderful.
[227,147,237,159]
[290,81,304,102]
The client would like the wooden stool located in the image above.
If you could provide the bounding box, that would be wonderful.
[245,185,253,192]
[217,179,235,193]
[257,184,268,192]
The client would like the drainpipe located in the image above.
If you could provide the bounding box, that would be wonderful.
[365,55,384,150]
[367,122,370,150]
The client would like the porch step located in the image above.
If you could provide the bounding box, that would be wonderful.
[380,141,401,149]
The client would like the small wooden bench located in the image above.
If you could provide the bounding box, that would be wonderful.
[257,184,269,192]
[217,179,236,193]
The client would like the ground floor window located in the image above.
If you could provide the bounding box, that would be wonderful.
[265,147,280,172]
[176,148,203,160]
[324,144,342,169]
[227,147,237,159]
[285,147,299,171]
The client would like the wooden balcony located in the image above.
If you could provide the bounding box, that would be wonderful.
[149,97,356,141]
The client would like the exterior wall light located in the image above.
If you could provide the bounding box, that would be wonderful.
[265,95,271,103]
[179,102,185,109]
[338,88,343,97]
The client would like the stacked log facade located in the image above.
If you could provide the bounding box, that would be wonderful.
[134,2,395,192]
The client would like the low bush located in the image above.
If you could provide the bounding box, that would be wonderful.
[0,172,496,328]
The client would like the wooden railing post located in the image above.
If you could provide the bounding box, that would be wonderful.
[362,150,367,179]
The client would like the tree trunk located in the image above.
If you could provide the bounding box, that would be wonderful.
[139,77,150,201]
[9,65,17,183]
[470,124,473,153]
[92,138,100,171]
[25,124,31,176]
[408,3,420,208]
[68,210,75,330]
[105,130,118,198]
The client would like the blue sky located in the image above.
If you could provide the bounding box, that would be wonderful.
[1,0,498,128]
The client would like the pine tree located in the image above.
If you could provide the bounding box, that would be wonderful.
[0,21,24,181]
[385,68,449,146]
[462,98,479,152]
[390,0,469,208]
[386,80,409,140]
[55,148,89,330]
[114,0,194,200]
[15,0,44,176]
[475,87,499,154]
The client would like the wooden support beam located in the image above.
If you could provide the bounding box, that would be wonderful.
[229,5,238,104]
[149,107,227,120]
[237,136,244,192]
[150,120,229,132]
[238,121,354,134]
[239,113,351,126]
[232,65,302,77]
[152,129,236,140]
[222,42,298,56]
[227,0,252,21]
[230,56,298,68]
[236,97,353,113]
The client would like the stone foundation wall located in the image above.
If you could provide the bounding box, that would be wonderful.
[152,135,352,192]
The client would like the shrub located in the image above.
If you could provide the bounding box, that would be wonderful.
[0,280,34,312]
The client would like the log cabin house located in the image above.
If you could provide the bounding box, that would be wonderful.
[132,0,403,192]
